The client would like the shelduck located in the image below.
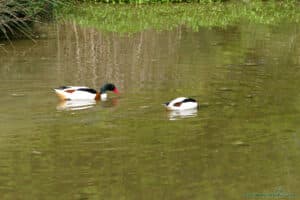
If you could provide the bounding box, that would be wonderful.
[54,83,119,101]
[164,97,198,111]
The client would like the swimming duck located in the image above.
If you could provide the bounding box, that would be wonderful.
[164,97,198,111]
[54,83,119,101]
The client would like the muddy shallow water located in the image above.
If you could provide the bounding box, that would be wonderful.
[0,22,300,199]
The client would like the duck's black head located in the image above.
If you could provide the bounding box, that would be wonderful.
[100,83,119,94]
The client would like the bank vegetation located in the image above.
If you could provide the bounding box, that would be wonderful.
[0,0,299,39]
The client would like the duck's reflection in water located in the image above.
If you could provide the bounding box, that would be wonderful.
[56,97,119,111]
[167,108,198,121]
[99,97,119,108]
[56,100,96,111]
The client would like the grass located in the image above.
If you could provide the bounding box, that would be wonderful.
[1,0,300,39]
[75,0,226,3]
[59,1,300,34]
[0,0,63,40]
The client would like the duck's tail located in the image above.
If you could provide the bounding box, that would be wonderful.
[163,102,169,107]
[54,88,67,101]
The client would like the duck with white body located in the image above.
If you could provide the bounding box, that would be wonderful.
[164,97,198,111]
[54,83,119,101]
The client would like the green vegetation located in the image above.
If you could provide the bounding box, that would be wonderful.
[73,0,298,4]
[60,1,300,34]
[76,0,225,3]
[1,0,300,39]
[0,0,62,39]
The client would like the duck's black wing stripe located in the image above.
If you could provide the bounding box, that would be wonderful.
[56,86,70,90]
[182,98,197,103]
[77,88,97,94]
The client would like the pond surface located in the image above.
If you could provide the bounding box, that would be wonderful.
[0,22,300,199]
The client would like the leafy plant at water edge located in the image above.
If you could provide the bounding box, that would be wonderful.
[0,0,63,39]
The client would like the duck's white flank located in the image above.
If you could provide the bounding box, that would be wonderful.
[164,97,198,111]
[54,83,119,101]
[54,86,99,101]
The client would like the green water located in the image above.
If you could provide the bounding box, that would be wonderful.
[0,22,300,199]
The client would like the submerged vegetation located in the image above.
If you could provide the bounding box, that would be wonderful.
[60,1,300,33]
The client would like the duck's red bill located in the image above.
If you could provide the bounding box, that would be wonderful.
[113,88,119,94]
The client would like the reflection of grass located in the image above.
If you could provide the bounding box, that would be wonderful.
[60,1,300,33]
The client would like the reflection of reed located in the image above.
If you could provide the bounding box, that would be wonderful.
[72,21,81,82]
[90,29,98,87]
[56,22,184,92]
[55,22,300,100]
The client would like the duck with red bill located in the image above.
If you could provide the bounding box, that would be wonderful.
[54,83,119,101]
